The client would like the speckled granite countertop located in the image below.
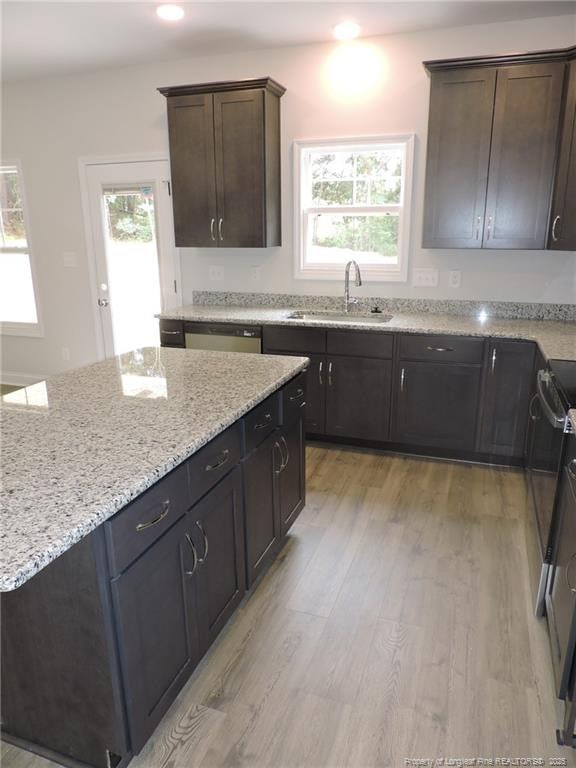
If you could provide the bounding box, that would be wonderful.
[0,347,307,592]
[570,410,576,435]
[159,305,576,362]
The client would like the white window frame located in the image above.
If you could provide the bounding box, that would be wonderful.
[0,160,43,337]
[293,134,414,282]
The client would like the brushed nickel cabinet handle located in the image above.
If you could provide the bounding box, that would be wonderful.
[218,217,224,241]
[205,448,230,472]
[318,361,323,386]
[254,413,272,430]
[552,215,561,243]
[185,533,198,576]
[161,329,182,336]
[289,388,305,401]
[400,367,405,393]
[328,361,334,387]
[281,435,290,470]
[566,553,576,594]
[210,218,216,242]
[491,348,497,374]
[426,346,454,353]
[135,500,170,532]
[475,215,482,241]
[486,214,492,241]
[195,521,209,564]
[274,440,283,474]
[528,394,539,421]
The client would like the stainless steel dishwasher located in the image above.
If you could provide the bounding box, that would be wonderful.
[184,322,262,354]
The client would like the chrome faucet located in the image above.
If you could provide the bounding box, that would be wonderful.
[344,260,362,312]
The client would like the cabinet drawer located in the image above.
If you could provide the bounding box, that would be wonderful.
[105,462,189,576]
[399,334,484,363]
[281,372,307,426]
[243,393,281,454]
[160,319,185,347]
[327,330,393,359]
[188,422,242,507]
[263,325,326,353]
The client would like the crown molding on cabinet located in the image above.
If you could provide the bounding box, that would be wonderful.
[424,45,576,72]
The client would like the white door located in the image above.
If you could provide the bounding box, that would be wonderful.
[84,160,180,358]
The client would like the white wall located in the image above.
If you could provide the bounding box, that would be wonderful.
[2,14,575,379]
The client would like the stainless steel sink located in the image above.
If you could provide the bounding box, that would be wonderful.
[287,310,393,324]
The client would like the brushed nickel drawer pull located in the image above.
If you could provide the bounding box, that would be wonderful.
[566,552,576,594]
[426,346,455,353]
[491,348,497,374]
[135,500,170,532]
[400,367,405,393]
[552,215,561,243]
[318,361,323,386]
[161,330,182,336]
[210,217,216,242]
[289,388,305,401]
[218,217,224,241]
[195,521,209,563]
[328,361,334,387]
[205,448,230,472]
[299,400,307,408]
[254,413,272,430]
[185,533,198,576]
[274,441,283,474]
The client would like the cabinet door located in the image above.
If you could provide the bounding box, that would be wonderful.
[305,354,327,435]
[111,516,200,753]
[278,417,306,536]
[243,432,281,587]
[550,60,576,251]
[394,362,481,452]
[326,356,392,442]
[213,89,265,247]
[546,464,576,698]
[484,63,565,249]
[191,467,246,653]
[166,93,218,247]
[422,67,496,248]
[478,340,535,458]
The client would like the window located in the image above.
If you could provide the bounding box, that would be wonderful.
[294,135,414,281]
[0,164,41,332]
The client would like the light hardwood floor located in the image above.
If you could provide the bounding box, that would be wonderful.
[2,445,574,767]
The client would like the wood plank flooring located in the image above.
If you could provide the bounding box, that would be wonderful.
[2,445,574,767]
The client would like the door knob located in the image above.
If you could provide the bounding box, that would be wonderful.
[97,298,109,307]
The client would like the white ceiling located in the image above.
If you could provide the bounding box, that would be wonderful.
[2,1,575,82]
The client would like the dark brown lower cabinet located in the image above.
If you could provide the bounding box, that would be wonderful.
[191,466,246,653]
[111,515,200,754]
[305,355,327,434]
[325,356,392,442]
[393,361,482,452]
[243,431,282,587]
[278,416,306,536]
[477,340,535,458]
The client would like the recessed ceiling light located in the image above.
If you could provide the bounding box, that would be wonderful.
[333,20,361,41]
[156,4,185,22]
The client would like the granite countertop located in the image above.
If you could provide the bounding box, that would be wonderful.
[159,304,576,362]
[570,410,576,435]
[0,347,307,592]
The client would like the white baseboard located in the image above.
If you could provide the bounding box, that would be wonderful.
[0,370,49,386]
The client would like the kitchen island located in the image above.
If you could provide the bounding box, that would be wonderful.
[0,346,308,768]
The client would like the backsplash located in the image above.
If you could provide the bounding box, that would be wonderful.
[192,291,576,322]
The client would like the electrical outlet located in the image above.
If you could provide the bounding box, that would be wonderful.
[413,268,439,287]
[209,265,224,281]
[448,270,461,289]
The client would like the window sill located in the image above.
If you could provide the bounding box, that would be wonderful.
[0,322,44,338]
[295,266,408,283]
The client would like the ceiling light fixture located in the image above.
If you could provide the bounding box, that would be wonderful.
[333,20,361,41]
[156,4,185,22]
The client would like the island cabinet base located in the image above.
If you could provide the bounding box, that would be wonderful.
[1,371,306,768]
[1,529,130,768]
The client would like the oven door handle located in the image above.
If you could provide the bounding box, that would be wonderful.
[536,370,567,431]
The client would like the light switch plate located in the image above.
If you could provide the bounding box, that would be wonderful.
[413,267,439,287]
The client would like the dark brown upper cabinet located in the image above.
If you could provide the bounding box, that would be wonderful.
[159,78,285,248]
[549,59,576,251]
[423,47,574,250]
